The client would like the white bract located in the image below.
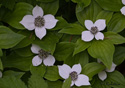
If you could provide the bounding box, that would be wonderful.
[121,0,125,15]
[20,5,58,39]
[0,71,2,78]
[81,19,106,42]
[58,64,90,87]
[31,44,55,66]
[97,59,117,81]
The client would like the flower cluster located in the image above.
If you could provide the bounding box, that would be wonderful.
[0,0,124,88]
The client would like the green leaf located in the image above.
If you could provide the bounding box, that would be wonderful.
[62,77,71,88]
[72,0,91,10]
[104,32,125,44]
[59,23,85,35]
[0,59,3,70]
[73,39,91,55]
[3,2,33,29]
[76,0,102,26]
[0,26,25,49]
[0,0,17,10]
[82,62,105,80]
[3,52,33,71]
[3,70,24,79]
[14,46,34,57]
[0,76,27,88]
[0,49,3,57]
[65,51,89,67]
[40,0,59,15]
[54,42,75,61]
[52,16,69,30]
[13,30,35,49]
[44,66,60,81]
[107,13,125,33]
[96,10,113,25]
[30,64,46,77]
[95,0,123,11]
[88,40,115,69]
[78,51,89,67]
[113,46,125,65]
[47,80,63,88]
[28,75,48,88]
[36,0,56,2]
[33,32,59,54]
[105,71,125,88]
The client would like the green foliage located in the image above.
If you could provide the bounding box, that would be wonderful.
[44,66,61,81]
[0,0,124,88]
[73,39,91,55]
[95,0,123,11]
[107,13,125,33]
[88,40,115,69]
[76,0,102,25]
[54,42,75,61]
[13,30,35,49]
[81,62,105,80]
[62,77,71,88]
[30,64,46,77]
[33,32,60,54]
[47,80,63,88]
[3,70,25,79]
[52,16,69,30]
[0,0,17,10]
[104,32,125,44]
[3,52,33,71]
[3,2,33,29]
[0,26,25,49]
[28,75,48,88]
[40,0,59,15]
[59,23,85,35]
[113,46,125,65]
[0,76,27,88]
[92,71,125,88]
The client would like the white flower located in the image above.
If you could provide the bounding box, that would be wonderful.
[58,64,90,87]
[121,0,125,15]
[81,19,106,42]
[20,5,58,39]
[31,44,55,66]
[97,59,116,81]
[0,71,2,78]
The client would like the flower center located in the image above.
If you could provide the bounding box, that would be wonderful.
[90,26,98,34]
[69,71,78,81]
[38,49,50,59]
[34,16,45,27]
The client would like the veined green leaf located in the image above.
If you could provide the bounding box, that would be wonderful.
[113,46,125,65]
[40,0,59,15]
[0,26,25,49]
[28,75,48,88]
[0,76,27,88]
[82,62,105,80]
[59,23,85,35]
[3,2,33,29]
[95,0,123,11]
[44,66,60,81]
[54,42,75,61]
[73,39,91,55]
[107,13,125,33]
[62,77,71,88]
[76,0,102,26]
[88,40,115,69]
[104,32,125,44]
